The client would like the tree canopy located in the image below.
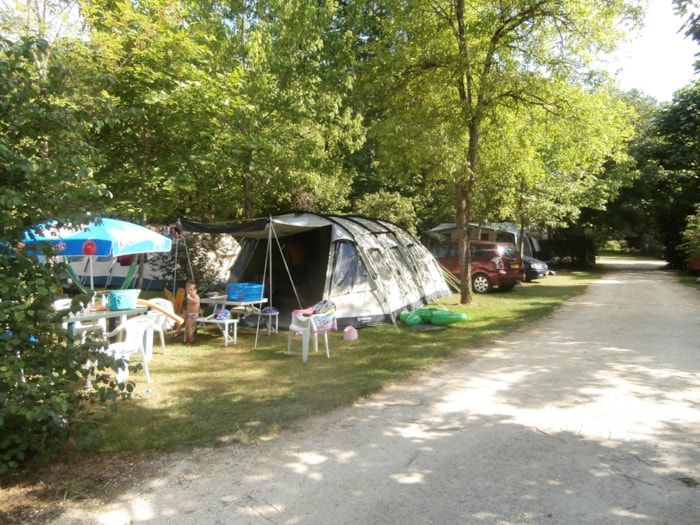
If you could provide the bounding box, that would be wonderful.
[605,82,700,265]
[348,0,641,301]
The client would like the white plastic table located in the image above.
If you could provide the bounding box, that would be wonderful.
[63,306,148,340]
[198,296,271,344]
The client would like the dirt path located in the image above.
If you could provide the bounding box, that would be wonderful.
[52,258,700,524]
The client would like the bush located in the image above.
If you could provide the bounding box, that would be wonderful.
[680,205,700,264]
[0,248,135,474]
[1,36,127,475]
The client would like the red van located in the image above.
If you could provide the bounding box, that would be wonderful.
[432,240,525,293]
[688,255,700,274]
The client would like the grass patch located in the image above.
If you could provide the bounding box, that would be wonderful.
[95,268,598,454]
[678,272,700,289]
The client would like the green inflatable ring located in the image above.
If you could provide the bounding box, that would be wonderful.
[399,311,412,322]
[414,307,451,321]
[429,311,468,325]
[403,312,426,326]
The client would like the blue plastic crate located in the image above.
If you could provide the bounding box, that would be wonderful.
[227,283,264,301]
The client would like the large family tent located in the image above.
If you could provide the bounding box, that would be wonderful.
[177,213,451,329]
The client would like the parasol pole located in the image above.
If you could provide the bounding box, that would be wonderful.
[80,239,98,293]
[89,255,94,291]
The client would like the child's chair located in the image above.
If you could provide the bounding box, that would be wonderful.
[287,300,337,362]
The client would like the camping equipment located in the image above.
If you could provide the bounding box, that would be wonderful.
[177,213,451,329]
[399,308,467,326]
[25,218,172,290]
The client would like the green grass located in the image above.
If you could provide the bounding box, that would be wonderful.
[678,272,700,289]
[96,268,599,454]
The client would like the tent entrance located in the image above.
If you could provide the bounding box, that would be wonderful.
[232,227,332,314]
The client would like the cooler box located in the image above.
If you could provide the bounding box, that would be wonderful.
[108,289,141,310]
[227,283,264,301]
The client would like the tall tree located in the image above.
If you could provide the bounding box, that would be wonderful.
[647,81,700,266]
[592,90,663,253]
[211,0,364,217]
[352,0,641,303]
[76,0,364,223]
[1,36,107,239]
[78,0,233,223]
[482,90,636,243]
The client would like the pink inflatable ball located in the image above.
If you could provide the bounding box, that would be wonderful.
[343,326,358,340]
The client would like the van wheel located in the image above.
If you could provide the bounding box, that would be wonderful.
[472,273,492,293]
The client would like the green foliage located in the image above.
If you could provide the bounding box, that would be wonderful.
[615,82,700,265]
[78,0,364,223]
[0,36,129,474]
[0,247,129,475]
[353,190,418,233]
[675,0,700,56]
[589,92,661,253]
[350,0,640,302]
[0,36,108,239]
[680,204,700,261]
[78,0,229,223]
[1,251,69,473]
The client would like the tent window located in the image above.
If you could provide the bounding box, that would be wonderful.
[368,247,394,282]
[229,238,258,282]
[331,241,370,292]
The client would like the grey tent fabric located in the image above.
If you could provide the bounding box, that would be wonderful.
[178,213,451,329]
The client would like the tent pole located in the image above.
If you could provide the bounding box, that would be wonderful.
[104,257,116,289]
[183,233,195,281]
[171,235,179,298]
[254,217,273,348]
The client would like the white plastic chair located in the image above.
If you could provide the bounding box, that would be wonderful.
[52,298,105,343]
[102,316,155,383]
[145,297,176,356]
[287,301,337,362]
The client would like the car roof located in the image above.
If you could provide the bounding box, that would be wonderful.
[470,240,515,247]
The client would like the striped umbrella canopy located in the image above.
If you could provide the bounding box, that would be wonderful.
[25,218,172,289]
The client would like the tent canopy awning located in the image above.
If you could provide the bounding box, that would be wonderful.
[177,213,398,242]
[177,214,333,239]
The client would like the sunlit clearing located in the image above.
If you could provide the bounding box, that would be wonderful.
[391,472,426,484]
[285,451,328,478]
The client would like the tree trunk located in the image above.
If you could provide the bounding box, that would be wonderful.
[243,170,251,219]
[456,117,480,304]
[456,184,472,304]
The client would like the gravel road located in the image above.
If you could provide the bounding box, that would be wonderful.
[53,258,700,525]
